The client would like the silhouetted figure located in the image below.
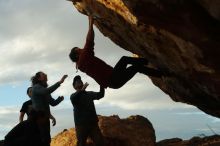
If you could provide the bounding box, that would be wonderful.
[4,111,47,146]
[69,16,166,89]
[31,71,67,146]
[19,86,64,126]
[19,87,33,122]
[70,75,104,146]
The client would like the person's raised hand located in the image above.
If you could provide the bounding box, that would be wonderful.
[81,82,89,91]
[59,75,68,84]
[59,96,64,101]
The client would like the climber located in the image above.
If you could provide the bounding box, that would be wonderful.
[70,75,104,146]
[31,71,68,146]
[69,16,168,89]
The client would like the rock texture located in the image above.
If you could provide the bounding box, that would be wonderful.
[50,115,220,146]
[69,0,220,118]
[157,135,220,146]
[51,115,156,146]
[0,140,3,146]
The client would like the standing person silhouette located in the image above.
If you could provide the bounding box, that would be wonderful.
[69,16,167,89]
[70,75,104,146]
[19,87,61,125]
[31,71,67,146]
[19,87,33,122]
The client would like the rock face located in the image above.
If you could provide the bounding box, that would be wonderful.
[51,115,156,146]
[51,115,220,146]
[0,140,3,146]
[157,135,220,146]
[69,0,220,118]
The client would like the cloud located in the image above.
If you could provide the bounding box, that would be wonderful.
[94,75,194,110]
[0,106,19,139]
[47,73,194,112]
[0,103,219,141]
[0,0,131,87]
[174,111,205,115]
[0,106,18,115]
[1,0,219,142]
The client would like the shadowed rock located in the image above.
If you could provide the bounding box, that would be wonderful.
[157,135,220,146]
[51,115,156,146]
[51,115,220,146]
[69,0,220,118]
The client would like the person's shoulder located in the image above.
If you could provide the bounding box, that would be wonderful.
[26,100,32,104]
[70,91,86,99]
[23,100,32,106]
[32,84,38,89]
[70,92,78,99]
[33,84,42,88]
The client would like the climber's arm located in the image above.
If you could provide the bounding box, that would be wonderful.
[84,16,95,53]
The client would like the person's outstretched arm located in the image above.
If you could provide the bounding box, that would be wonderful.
[34,75,68,95]
[49,95,64,106]
[89,86,105,100]
[84,16,95,53]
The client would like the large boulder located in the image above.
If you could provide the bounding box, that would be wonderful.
[51,115,156,146]
[69,0,220,118]
[51,115,220,146]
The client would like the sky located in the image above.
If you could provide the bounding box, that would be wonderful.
[1,0,220,142]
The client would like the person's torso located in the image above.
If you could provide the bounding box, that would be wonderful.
[31,84,50,115]
[21,100,33,117]
[78,50,113,88]
[71,91,98,125]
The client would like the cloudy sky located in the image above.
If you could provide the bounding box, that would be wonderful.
[1,0,220,142]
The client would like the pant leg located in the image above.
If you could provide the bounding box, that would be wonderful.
[109,65,140,89]
[89,124,104,146]
[109,56,149,89]
[114,56,148,71]
[75,125,89,146]
[38,118,51,146]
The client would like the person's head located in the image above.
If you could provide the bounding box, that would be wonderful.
[27,87,32,98]
[69,47,80,62]
[31,71,48,87]
[72,75,83,90]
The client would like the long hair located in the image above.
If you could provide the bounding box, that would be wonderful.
[31,71,42,86]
